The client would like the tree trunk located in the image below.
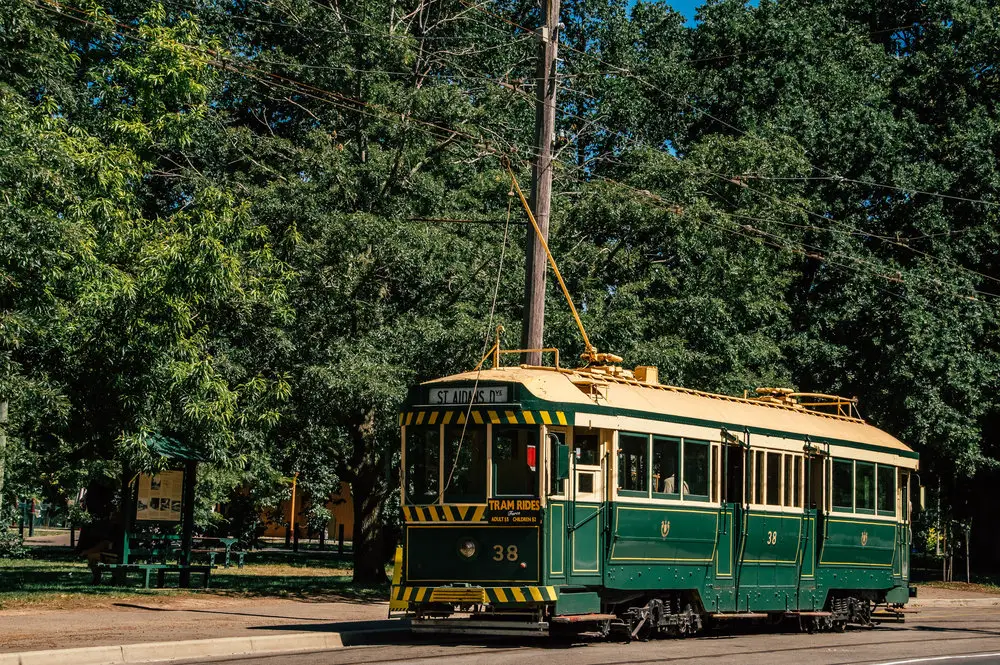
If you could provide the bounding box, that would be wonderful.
[351,473,388,584]
[343,408,391,585]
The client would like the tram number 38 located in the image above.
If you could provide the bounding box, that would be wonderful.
[493,545,519,561]
[766,531,778,545]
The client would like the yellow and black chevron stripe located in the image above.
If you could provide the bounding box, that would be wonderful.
[398,409,568,427]
[391,585,558,605]
[402,504,488,523]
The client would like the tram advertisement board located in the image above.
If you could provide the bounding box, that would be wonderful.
[135,470,184,522]
[487,498,540,525]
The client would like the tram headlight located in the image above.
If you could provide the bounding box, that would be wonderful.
[458,539,477,558]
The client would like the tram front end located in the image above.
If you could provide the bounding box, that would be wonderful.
[396,384,557,636]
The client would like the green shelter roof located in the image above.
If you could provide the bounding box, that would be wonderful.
[144,432,209,462]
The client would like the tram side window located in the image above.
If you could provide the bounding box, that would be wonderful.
[443,425,487,503]
[794,457,803,508]
[405,426,440,504]
[652,436,681,496]
[754,451,765,504]
[877,464,896,516]
[684,440,710,498]
[618,433,648,494]
[493,426,538,497]
[783,454,794,506]
[766,451,781,506]
[856,462,875,513]
[712,445,721,503]
[574,430,601,466]
[832,459,854,511]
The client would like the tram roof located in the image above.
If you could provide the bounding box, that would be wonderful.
[423,366,916,458]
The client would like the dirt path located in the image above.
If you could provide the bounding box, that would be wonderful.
[0,596,389,652]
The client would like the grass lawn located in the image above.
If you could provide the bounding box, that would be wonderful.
[919,579,1000,595]
[0,547,389,611]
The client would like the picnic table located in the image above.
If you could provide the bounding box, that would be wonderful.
[191,536,245,568]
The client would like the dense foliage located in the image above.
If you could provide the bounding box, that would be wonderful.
[2,0,998,576]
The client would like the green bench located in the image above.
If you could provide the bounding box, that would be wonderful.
[92,562,211,588]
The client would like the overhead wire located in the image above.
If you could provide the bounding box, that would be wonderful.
[459,0,1000,210]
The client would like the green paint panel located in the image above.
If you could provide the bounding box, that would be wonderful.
[405,525,540,584]
[546,502,566,580]
[555,590,601,615]
[570,503,602,579]
[610,504,718,563]
[821,518,896,567]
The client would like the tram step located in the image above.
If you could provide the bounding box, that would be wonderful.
[792,611,833,617]
[551,613,618,624]
[710,613,769,619]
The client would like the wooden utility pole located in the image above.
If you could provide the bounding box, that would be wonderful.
[0,400,7,501]
[521,0,561,365]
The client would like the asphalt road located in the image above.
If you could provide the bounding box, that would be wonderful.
[179,607,1000,665]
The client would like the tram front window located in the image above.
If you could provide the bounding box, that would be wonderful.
[493,426,538,496]
[405,426,440,504]
[443,425,487,503]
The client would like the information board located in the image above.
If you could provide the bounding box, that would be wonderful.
[135,470,184,522]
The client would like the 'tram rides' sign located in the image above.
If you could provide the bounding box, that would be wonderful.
[487,498,541,525]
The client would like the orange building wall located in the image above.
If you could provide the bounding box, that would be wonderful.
[261,482,354,540]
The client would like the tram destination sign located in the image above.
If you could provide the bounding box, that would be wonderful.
[487,498,540,525]
[429,386,509,405]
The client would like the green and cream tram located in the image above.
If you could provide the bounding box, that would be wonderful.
[394,359,918,637]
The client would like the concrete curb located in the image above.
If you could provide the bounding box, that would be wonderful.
[910,597,1000,608]
[0,624,411,665]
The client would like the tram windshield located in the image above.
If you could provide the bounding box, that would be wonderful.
[403,423,538,504]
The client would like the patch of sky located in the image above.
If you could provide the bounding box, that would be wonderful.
[642,0,759,27]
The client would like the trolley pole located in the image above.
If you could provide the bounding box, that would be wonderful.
[521,0,561,365]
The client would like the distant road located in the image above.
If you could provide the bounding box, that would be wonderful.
[178,606,1000,665]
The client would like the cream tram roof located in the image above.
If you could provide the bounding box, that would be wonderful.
[423,366,916,461]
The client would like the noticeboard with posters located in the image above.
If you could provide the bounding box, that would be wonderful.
[135,470,184,522]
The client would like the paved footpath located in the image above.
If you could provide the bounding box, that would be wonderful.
[0,596,390,653]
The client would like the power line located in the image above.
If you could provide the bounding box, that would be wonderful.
[461,0,1000,210]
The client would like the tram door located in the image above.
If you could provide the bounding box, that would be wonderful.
[718,441,745,612]
[566,428,604,585]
